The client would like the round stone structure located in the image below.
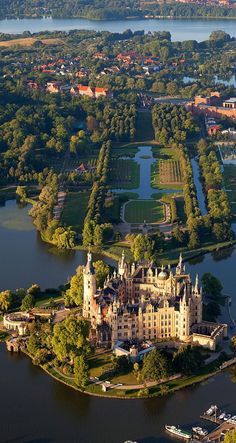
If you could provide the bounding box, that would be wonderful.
[3,312,30,335]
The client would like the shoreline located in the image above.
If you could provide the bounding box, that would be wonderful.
[1,16,236,23]
[20,348,235,400]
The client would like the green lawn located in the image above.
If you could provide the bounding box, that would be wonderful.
[223,164,236,221]
[175,197,187,223]
[61,191,89,231]
[108,158,140,189]
[136,110,155,142]
[124,199,164,223]
[88,352,113,378]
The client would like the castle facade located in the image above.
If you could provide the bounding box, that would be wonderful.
[82,252,204,346]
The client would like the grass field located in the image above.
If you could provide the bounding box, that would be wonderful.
[61,191,89,231]
[0,37,62,47]
[108,159,140,189]
[223,164,236,220]
[175,197,187,223]
[124,199,164,223]
[136,110,155,142]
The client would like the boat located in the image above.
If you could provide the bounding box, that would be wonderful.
[224,414,231,421]
[219,412,226,420]
[165,425,192,440]
[206,405,218,416]
[192,427,208,437]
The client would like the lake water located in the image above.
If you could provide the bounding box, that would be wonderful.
[1,178,236,443]
[1,17,236,41]
[183,75,236,87]
[0,342,236,443]
[0,200,114,291]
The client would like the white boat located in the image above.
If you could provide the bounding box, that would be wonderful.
[165,425,192,440]
[219,412,226,420]
[206,405,218,416]
[192,427,208,437]
[224,414,231,421]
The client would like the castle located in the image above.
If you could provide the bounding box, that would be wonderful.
[82,252,224,349]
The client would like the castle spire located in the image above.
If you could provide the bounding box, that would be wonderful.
[85,251,95,275]
[195,274,199,291]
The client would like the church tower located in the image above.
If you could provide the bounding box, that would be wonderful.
[83,252,96,319]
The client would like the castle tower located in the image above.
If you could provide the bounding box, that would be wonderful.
[83,252,96,319]
[179,285,190,340]
[176,253,185,275]
[118,250,127,278]
[191,274,203,325]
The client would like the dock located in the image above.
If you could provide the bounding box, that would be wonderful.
[200,414,221,425]
[203,422,236,441]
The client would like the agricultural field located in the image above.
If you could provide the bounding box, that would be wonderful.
[223,164,236,220]
[61,191,89,231]
[159,159,183,184]
[151,147,184,190]
[108,159,140,189]
[124,199,164,224]
[0,37,62,47]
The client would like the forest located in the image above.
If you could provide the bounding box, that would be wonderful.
[0,0,236,19]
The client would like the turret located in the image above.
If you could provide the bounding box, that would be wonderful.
[83,252,96,319]
[118,250,127,278]
[176,253,185,275]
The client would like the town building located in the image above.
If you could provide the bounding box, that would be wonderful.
[187,92,236,120]
[82,252,227,351]
[70,85,112,99]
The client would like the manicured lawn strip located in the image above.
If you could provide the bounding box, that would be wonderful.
[108,159,140,189]
[61,191,89,230]
[35,294,63,307]
[223,164,236,220]
[175,197,187,223]
[136,110,155,142]
[124,199,164,223]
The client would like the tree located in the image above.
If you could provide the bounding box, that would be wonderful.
[142,349,169,382]
[173,345,204,375]
[16,185,27,202]
[52,316,89,362]
[21,293,35,311]
[201,273,223,298]
[0,290,13,312]
[131,234,155,262]
[231,336,236,352]
[74,355,89,388]
[33,348,49,365]
[64,266,84,307]
[27,333,40,356]
[224,429,236,443]
[94,261,109,288]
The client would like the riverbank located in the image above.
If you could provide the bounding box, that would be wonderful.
[2,14,236,22]
[19,347,236,400]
